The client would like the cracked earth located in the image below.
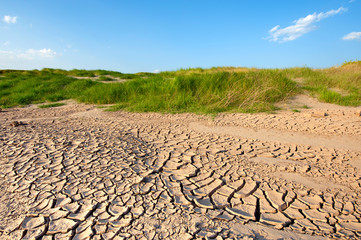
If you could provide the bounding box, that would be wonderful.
[0,97,361,240]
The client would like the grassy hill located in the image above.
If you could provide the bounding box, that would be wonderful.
[1,61,360,113]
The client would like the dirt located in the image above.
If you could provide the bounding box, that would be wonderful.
[0,95,360,239]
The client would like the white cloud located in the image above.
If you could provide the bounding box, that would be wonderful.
[153,69,160,73]
[27,48,57,58]
[267,7,347,43]
[343,32,361,40]
[0,48,57,61]
[3,15,17,24]
[0,50,14,55]
[0,50,20,62]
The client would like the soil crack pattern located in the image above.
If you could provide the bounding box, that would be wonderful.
[0,104,361,239]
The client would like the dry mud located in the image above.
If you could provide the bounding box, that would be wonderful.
[0,97,361,240]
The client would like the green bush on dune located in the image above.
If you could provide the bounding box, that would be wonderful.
[0,61,360,113]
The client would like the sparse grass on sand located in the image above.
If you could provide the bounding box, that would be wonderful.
[38,103,66,108]
[97,76,116,82]
[0,61,360,113]
[281,61,361,106]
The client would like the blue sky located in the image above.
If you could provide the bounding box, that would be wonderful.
[0,0,360,73]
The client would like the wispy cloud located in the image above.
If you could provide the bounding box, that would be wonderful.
[26,48,57,58]
[267,7,347,43]
[3,15,17,24]
[0,50,14,55]
[343,32,361,40]
[0,48,57,60]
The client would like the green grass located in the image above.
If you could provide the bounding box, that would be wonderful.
[280,61,361,106]
[38,102,66,108]
[79,70,298,113]
[0,70,97,108]
[341,60,361,67]
[40,68,147,79]
[302,105,310,109]
[1,62,360,113]
[97,76,115,81]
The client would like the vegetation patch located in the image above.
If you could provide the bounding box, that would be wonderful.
[97,76,116,82]
[280,63,361,106]
[0,70,97,108]
[38,102,66,108]
[302,105,310,109]
[80,70,298,113]
[1,61,360,113]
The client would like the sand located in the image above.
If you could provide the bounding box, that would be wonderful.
[0,95,360,239]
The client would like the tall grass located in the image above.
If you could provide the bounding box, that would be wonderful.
[1,62,360,112]
[279,61,361,106]
[79,70,297,113]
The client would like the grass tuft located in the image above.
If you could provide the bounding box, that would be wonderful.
[38,102,66,108]
[97,76,116,82]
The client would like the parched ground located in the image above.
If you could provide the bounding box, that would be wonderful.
[0,96,360,240]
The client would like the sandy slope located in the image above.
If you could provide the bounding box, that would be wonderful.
[0,96,360,239]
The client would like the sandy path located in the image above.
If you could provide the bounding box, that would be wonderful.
[0,98,360,239]
[189,122,361,151]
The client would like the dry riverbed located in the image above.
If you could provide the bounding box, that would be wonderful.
[0,96,361,239]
